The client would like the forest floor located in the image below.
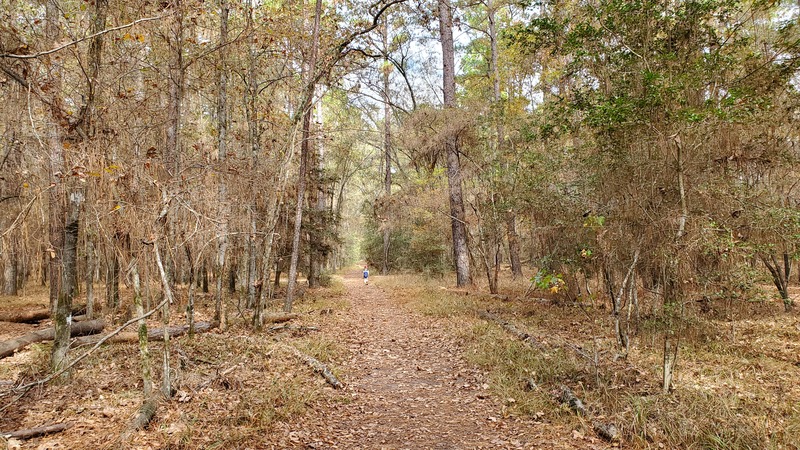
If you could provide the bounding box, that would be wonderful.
[1,268,799,449]
[269,269,589,449]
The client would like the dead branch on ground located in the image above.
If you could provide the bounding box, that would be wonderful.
[286,345,344,389]
[0,422,72,440]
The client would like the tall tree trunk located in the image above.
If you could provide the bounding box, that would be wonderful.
[213,0,230,325]
[308,97,326,288]
[52,189,83,376]
[487,1,521,280]
[153,241,173,397]
[164,0,185,290]
[438,0,471,287]
[1,116,21,296]
[285,0,323,312]
[43,0,69,374]
[106,246,120,311]
[247,212,257,307]
[382,16,392,276]
[253,196,282,329]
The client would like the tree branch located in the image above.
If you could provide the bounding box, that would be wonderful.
[0,15,168,60]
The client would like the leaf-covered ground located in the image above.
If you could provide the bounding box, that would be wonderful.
[1,271,798,449]
[273,269,591,449]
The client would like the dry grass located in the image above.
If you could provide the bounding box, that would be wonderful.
[389,270,800,449]
[0,280,348,449]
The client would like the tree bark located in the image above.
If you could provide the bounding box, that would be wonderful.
[153,240,174,398]
[285,0,323,312]
[130,263,153,397]
[382,16,392,276]
[85,236,95,318]
[51,188,84,374]
[438,0,471,287]
[42,0,68,374]
[74,321,213,346]
[106,247,120,311]
[213,0,230,323]
[309,96,327,289]
[2,236,18,295]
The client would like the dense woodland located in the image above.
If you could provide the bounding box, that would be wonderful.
[1,0,799,447]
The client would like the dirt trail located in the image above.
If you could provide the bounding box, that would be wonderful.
[276,269,584,449]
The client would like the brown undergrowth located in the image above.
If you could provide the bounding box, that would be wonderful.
[0,279,347,450]
[376,272,800,449]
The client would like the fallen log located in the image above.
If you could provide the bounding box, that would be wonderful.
[287,346,344,389]
[1,422,72,440]
[593,422,620,442]
[0,319,105,359]
[131,397,158,430]
[0,305,86,324]
[264,312,299,324]
[118,397,159,446]
[72,321,213,346]
[269,324,319,333]
[478,311,619,443]
[555,386,620,442]
[477,310,545,350]
[558,385,586,415]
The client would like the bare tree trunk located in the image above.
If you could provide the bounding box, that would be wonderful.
[106,246,120,311]
[309,97,327,288]
[153,241,173,398]
[184,242,195,335]
[212,0,230,325]
[762,252,793,311]
[130,263,153,397]
[2,236,17,295]
[85,236,95,318]
[253,196,282,329]
[662,335,677,393]
[505,213,523,279]
[613,250,639,351]
[247,211,257,308]
[42,0,69,374]
[382,16,392,276]
[164,0,185,291]
[285,0,323,312]
[52,189,84,376]
[438,0,471,287]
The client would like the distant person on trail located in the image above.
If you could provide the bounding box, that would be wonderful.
[363,265,369,285]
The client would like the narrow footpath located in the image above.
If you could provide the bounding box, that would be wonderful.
[274,269,587,449]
